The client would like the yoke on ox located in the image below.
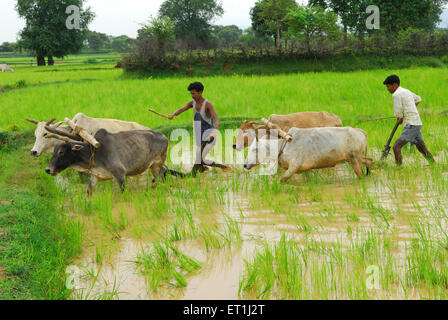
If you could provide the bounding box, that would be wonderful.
[233,111,343,151]
[26,112,150,157]
[45,122,183,194]
[244,124,373,182]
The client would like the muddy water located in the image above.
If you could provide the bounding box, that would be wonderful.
[70,156,446,300]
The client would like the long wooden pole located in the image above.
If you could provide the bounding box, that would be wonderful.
[148,108,171,119]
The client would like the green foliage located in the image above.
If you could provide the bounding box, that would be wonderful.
[286,5,340,53]
[111,35,133,53]
[0,42,16,53]
[238,27,273,48]
[211,25,243,47]
[159,0,224,45]
[16,0,94,62]
[86,31,111,51]
[310,0,448,35]
[251,0,297,48]
[138,16,175,56]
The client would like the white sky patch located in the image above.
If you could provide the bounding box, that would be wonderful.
[0,0,447,43]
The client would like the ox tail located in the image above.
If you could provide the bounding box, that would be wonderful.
[167,169,186,178]
[360,130,371,176]
[364,145,371,177]
[162,165,186,179]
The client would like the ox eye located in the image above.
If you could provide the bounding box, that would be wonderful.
[58,150,63,156]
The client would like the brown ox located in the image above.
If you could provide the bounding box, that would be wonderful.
[233,111,343,151]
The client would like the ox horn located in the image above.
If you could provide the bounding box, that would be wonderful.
[53,121,66,128]
[25,118,39,125]
[45,125,83,142]
[46,118,57,126]
[44,133,80,144]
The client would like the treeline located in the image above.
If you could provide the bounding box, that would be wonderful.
[8,0,448,67]
[0,32,133,55]
[123,0,448,72]
[84,32,133,53]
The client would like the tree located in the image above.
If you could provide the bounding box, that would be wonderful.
[250,0,272,38]
[138,16,175,56]
[310,0,448,37]
[0,42,15,52]
[375,0,448,33]
[16,0,94,66]
[212,25,243,47]
[251,0,297,50]
[309,0,353,45]
[87,31,111,51]
[286,5,339,54]
[111,35,133,53]
[238,27,273,48]
[159,0,224,46]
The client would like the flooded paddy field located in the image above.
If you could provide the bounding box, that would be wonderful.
[2,66,448,300]
[51,149,448,300]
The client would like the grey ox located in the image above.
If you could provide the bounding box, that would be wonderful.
[27,113,150,157]
[45,129,184,194]
[244,127,373,182]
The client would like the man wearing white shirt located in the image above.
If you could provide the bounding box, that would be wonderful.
[383,75,434,165]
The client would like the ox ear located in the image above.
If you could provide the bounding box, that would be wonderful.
[72,145,84,151]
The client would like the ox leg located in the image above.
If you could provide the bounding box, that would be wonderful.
[363,158,373,176]
[87,176,99,196]
[280,163,300,183]
[150,163,165,184]
[348,159,363,180]
[110,168,126,192]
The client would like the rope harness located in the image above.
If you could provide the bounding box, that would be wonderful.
[89,143,96,170]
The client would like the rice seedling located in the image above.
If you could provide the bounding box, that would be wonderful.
[133,239,201,292]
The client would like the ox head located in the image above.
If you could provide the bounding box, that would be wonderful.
[26,118,65,156]
[45,142,86,176]
[233,121,261,151]
[244,138,281,170]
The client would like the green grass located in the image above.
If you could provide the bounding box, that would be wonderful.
[0,132,83,299]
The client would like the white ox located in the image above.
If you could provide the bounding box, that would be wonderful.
[244,127,372,182]
[0,64,14,72]
[27,113,150,157]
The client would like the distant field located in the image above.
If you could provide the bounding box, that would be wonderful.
[1,61,447,149]
[0,52,122,65]
[1,58,448,300]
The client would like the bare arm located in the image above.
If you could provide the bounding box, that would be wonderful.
[168,101,193,120]
[206,102,220,140]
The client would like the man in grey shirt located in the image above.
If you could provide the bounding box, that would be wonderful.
[383,75,435,165]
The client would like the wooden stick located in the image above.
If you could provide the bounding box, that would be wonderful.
[148,108,171,119]
[64,118,101,149]
[45,133,77,144]
[45,125,83,141]
[261,118,292,142]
